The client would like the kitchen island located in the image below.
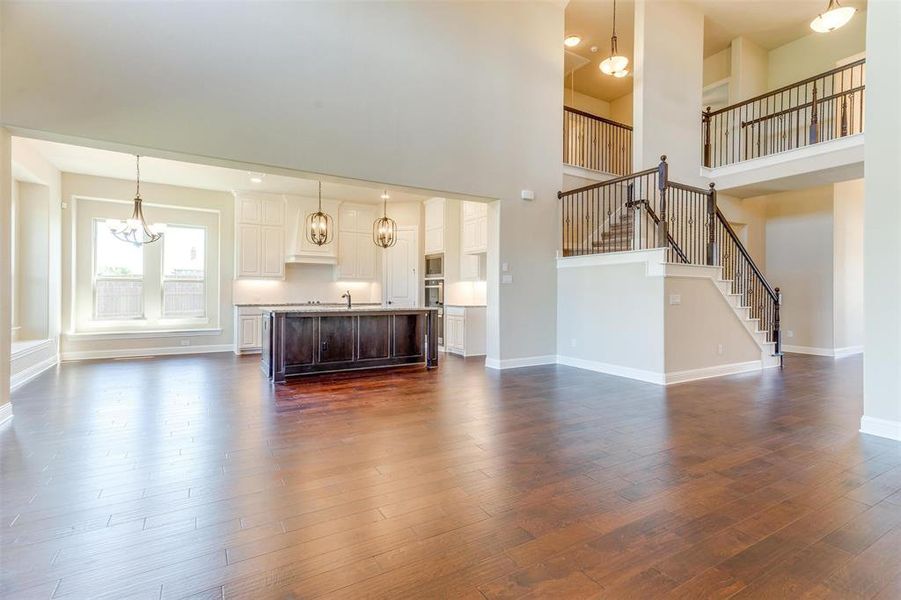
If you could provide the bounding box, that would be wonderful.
[262,306,439,382]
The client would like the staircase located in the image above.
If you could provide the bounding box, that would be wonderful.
[559,156,783,364]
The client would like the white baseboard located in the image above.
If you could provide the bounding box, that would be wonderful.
[10,355,59,391]
[0,402,12,426]
[484,354,557,370]
[664,360,761,385]
[783,345,836,357]
[555,355,665,384]
[834,345,864,358]
[783,345,865,358]
[860,415,901,442]
[61,344,234,361]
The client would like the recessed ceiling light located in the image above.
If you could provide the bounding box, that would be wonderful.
[810,0,855,33]
[249,172,264,184]
[564,35,582,48]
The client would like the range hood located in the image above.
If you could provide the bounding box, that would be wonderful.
[285,196,338,265]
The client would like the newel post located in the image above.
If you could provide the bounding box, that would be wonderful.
[657,155,668,247]
[706,182,718,266]
[703,107,712,168]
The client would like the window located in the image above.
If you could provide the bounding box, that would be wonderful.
[162,225,206,318]
[93,221,144,320]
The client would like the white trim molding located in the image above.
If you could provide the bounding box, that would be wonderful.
[664,360,762,385]
[556,355,664,384]
[834,345,864,358]
[11,355,59,392]
[61,344,233,362]
[64,328,222,341]
[860,416,901,442]
[0,403,13,426]
[484,355,557,370]
[783,345,865,358]
[11,338,55,360]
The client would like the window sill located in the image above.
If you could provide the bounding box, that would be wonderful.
[65,328,223,341]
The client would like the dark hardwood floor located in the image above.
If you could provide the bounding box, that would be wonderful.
[2,352,900,599]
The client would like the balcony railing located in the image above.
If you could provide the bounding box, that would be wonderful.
[564,106,632,176]
[702,58,865,168]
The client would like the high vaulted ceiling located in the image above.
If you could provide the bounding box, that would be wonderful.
[564,0,867,103]
[20,139,434,205]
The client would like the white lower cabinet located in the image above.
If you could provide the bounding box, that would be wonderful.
[234,307,265,353]
[443,305,486,357]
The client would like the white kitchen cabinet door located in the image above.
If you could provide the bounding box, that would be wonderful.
[238,224,261,277]
[354,233,376,280]
[239,197,261,224]
[238,315,260,348]
[294,197,339,258]
[424,226,444,255]
[460,254,479,281]
[445,315,463,352]
[260,226,285,278]
[262,197,285,226]
[337,230,357,279]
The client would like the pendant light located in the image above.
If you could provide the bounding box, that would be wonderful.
[372,190,397,248]
[599,0,629,78]
[107,155,165,245]
[810,0,856,33]
[305,181,334,246]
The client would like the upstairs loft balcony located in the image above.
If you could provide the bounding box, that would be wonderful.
[701,59,865,195]
[563,106,632,178]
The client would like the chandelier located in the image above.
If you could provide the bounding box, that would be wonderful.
[107,155,165,245]
[599,0,629,78]
[372,190,397,248]
[305,181,334,246]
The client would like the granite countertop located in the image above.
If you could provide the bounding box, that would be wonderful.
[265,305,438,314]
[235,302,382,308]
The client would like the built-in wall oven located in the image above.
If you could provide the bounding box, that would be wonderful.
[425,253,444,279]
[424,278,444,347]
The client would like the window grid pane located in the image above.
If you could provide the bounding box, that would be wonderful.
[162,225,206,318]
[162,280,205,318]
[94,278,144,320]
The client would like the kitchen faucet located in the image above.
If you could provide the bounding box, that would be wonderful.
[341,290,352,309]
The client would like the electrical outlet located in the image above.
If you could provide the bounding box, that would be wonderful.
[502,274,513,284]
[570,338,577,348]
[786,330,794,338]
[669,294,681,305]
[717,343,724,355]
[180,339,190,346]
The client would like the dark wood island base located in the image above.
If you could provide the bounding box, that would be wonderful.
[262,307,438,383]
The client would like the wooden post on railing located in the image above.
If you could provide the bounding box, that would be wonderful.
[706,182,717,266]
[840,95,848,137]
[809,83,819,144]
[657,155,668,248]
[774,286,782,367]
[703,107,712,168]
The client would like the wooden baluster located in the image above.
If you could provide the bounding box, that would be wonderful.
[703,106,712,167]
[809,81,819,145]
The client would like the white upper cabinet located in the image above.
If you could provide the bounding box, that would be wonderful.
[336,204,378,280]
[424,198,446,255]
[286,196,340,263]
[235,193,286,279]
[461,201,488,255]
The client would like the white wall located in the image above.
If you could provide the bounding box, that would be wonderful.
[730,36,768,103]
[833,179,864,352]
[767,10,867,89]
[564,90,611,119]
[609,92,633,126]
[861,1,901,440]
[0,1,563,366]
[633,0,704,182]
[704,47,731,87]
[557,258,665,377]
[758,186,835,352]
[14,182,50,340]
[664,276,761,373]
[0,129,11,411]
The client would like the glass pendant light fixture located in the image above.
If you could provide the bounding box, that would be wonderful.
[599,0,629,78]
[107,155,166,245]
[810,0,856,33]
[305,181,334,246]
[372,190,397,248]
